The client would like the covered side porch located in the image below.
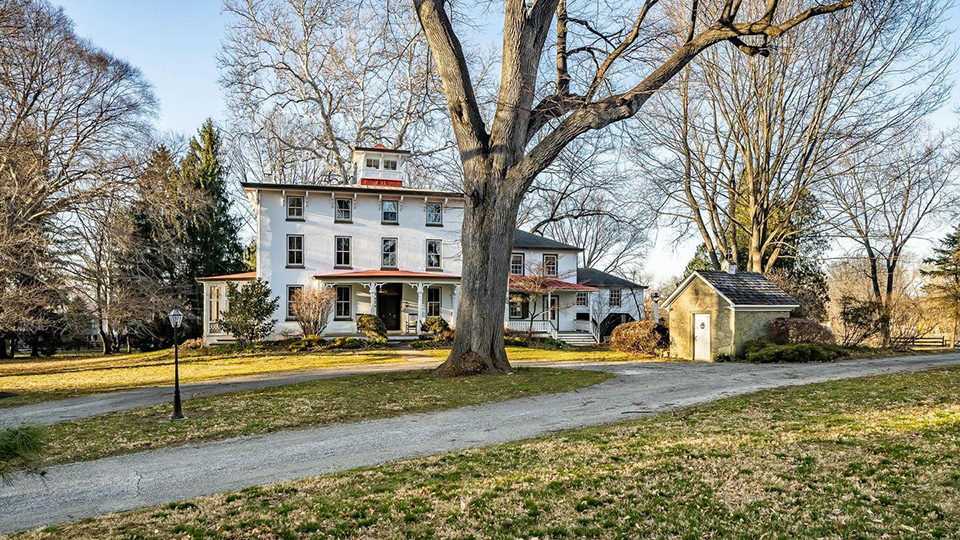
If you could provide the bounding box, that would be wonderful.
[505,278,600,344]
[314,270,461,338]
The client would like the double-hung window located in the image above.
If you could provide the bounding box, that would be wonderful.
[383,158,398,171]
[335,236,351,268]
[286,285,303,319]
[382,200,399,224]
[365,157,380,169]
[426,239,442,270]
[576,291,588,306]
[287,235,304,267]
[510,253,525,275]
[381,238,398,268]
[609,289,622,307]
[543,254,558,277]
[508,293,528,319]
[549,295,558,321]
[286,195,304,220]
[335,198,352,222]
[427,287,441,317]
[335,286,351,319]
[425,202,443,226]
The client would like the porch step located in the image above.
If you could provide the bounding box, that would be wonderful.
[556,332,598,346]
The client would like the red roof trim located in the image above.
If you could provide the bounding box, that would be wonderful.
[509,277,597,291]
[197,271,257,282]
[360,178,403,187]
[315,269,461,279]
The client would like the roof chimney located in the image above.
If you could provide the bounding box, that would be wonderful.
[721,255,737,274]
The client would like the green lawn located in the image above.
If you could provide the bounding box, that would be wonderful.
[36,368,612,467]
[17,365,960,539]
[0,348,403,407]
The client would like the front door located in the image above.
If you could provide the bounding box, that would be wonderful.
[693,313,711,361]
[377,284,402,331]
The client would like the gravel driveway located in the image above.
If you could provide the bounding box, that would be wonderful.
[2,353,959,534]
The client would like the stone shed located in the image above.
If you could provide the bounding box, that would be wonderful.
[661,268,799,361]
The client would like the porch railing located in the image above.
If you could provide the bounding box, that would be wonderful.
[505,319,557,337]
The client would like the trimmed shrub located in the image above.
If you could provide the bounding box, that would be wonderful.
[504,335,529,347]
[420,317,450,336]
[768,318,835,345]
[327,337,363,350]
[745,342,846,363]
[356,314,387,341]
[610,320,669,355]
[286,336,327,352]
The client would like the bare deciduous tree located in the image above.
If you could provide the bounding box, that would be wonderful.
[636,0,952,273]
[0,0,156,350]
[825,128,958,346]
[415,0,852,375]
[219,0,454,186]
[520,135,652,274]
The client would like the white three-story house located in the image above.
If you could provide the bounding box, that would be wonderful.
[199,146,644,345]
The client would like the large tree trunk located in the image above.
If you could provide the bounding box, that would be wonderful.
[0,337,8,359]
[435,176,519,377]
[99,327,113,355]
[8,334,17,359]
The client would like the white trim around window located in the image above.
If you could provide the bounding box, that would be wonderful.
[286,235,304,267]
[286,195,304,221]
[381,200,399,224]
[426,239,442,270]
[335,236,351,268]
[543,254,558,277]
[335,285,352,320]
[425,201,443,226]
[335,198,353,222]
[609,289,622,307]
[286,285,303,320]
[510,253,525,275]
[381,237,398,268]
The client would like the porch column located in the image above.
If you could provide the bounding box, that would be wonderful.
[415,283,426,332]
[366,283,377,314]
[452,284,460,327]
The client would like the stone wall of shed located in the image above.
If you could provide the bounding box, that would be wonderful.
[667,278,733,360]
[732,310,792,358]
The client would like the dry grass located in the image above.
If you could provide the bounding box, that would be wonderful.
[17,366,960,539]
[38,368,612,467]
[422,346,654,363]
[0,348,403,407]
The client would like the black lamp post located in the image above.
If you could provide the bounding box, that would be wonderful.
[168,307,184,420]
[650,292,662,322]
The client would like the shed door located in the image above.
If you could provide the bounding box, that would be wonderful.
[693,313,711,361]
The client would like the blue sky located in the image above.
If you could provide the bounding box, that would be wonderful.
[54,1,960,282]
[56,0,228,135]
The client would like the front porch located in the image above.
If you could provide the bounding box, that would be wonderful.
[315,269,462,337]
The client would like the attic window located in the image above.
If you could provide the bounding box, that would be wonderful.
[365,157,380,169]
[383,158,398,171]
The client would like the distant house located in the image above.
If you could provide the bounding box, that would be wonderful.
[661,266,798,360]
[575,268,645,342]
[198,145,643,346]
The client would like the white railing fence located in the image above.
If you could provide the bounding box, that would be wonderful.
[505,319,557,337]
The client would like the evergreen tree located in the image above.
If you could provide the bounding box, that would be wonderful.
[179,120,246,333]
[922,226,960,347]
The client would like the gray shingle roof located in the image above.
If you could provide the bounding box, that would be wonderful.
[695,270,799,306]
[577,267,645,288]
[512,229,582,251]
